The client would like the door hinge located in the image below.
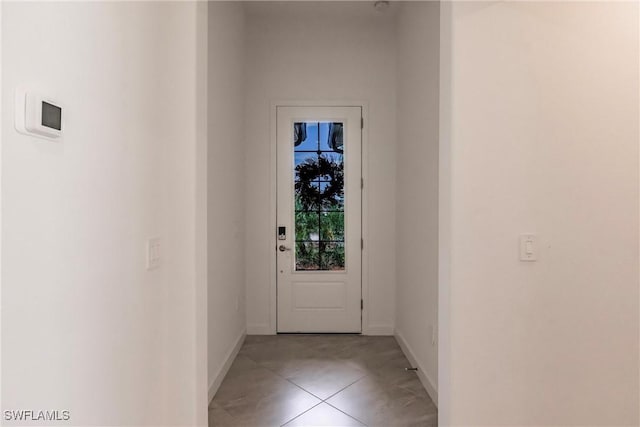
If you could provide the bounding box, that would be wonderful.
[361,177,364,189]
[361,238,364,250]
[361,299,364,310]
[361,117,364,129]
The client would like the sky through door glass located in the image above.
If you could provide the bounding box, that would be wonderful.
[293,121,345,271]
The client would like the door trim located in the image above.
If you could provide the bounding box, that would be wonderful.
[268,100,370,335]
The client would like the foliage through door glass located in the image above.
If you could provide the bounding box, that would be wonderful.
[294,122,345,271]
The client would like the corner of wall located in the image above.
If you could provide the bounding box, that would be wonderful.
[246,323,272,335]
[366,323,395,336]
[208,331,246,403]
[395,330,438,407]
[437,0,452,423]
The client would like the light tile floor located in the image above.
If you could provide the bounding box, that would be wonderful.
[209,335,437,427]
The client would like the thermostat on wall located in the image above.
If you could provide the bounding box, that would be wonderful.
[15,89,63,140]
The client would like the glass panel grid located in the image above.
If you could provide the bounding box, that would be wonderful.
[293,121,345,271]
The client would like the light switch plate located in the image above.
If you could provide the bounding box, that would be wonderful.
[519,234,537,262]
[147,238,161,270]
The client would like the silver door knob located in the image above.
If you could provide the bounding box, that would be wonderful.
[278,245,291,252]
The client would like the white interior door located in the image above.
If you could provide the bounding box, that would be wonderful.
[276,106,362,333]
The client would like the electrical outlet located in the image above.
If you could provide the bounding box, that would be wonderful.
[146,238,161,270]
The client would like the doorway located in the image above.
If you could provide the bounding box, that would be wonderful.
[276,106,363,333]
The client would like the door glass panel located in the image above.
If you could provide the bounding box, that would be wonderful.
[295,242,320,270]
[295,212,319,241]
[320,212,344,241]
[319,122,344,153]
[294,121,345,271]
[294,152,318,171]
[321,242,345,271]
[294,122,319,151]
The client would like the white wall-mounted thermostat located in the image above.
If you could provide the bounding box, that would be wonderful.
[15,89,63,140]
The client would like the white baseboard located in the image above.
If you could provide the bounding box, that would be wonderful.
[246,323,273,335]
[366,324,395,335]
[208,331,246,403]
[246,323,394,335]
[394,330,438,407]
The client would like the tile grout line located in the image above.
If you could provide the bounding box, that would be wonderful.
[323,400,369,427]
[279,401,324,427]
[245,350,371,426]
[320,372,368,402]
[241,352,327,400]
[282,375,326,401]
[240,349,334,424]
[320,374,371,427]
[261,360,368,404]
[242,346,365,402]
[217,339,433,427]
[281,372,371,426]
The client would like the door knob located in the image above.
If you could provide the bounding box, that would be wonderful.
[278,245,291,252]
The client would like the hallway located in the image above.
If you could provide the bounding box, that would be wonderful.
[2,1,638,426]
[209,335,437,426]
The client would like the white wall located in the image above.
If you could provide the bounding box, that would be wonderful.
[244,2,397,334]
[207,1,247,401]
[1,2,205,425]
[394,1,440,405]
[442,2,639,425]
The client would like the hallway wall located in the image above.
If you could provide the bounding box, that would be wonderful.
[207,1,247,401]
[394,1,440,405]
[1,2,205,425]
[441,2,639,424]
[244,2,398,334]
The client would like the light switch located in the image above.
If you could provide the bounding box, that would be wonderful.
[520,234,537,262]
[525,241,533,254]
[147,238,161,270]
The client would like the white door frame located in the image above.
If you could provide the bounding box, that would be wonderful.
[269,100,370,335]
